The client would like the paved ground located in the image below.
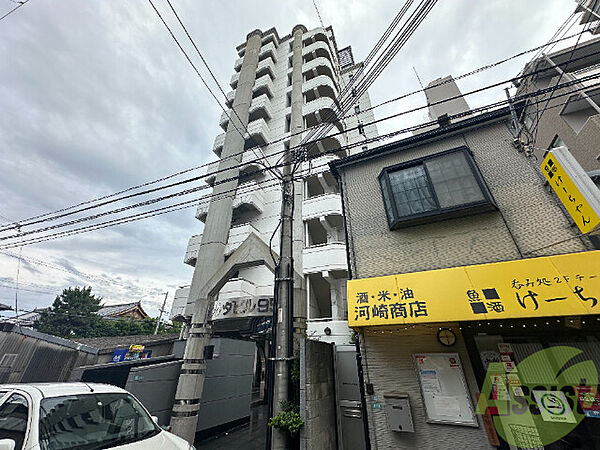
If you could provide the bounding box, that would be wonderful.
[195,404,268,450]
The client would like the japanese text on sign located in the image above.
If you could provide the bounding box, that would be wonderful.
[347,251,600,327]
[541,151,600,234]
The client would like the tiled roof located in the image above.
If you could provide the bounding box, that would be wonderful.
[98,302,142,317]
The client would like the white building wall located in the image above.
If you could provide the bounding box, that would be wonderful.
[174,26,378,344]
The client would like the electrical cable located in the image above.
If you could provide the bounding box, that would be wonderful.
[0,81,594,250]
[2,28,592,232]
[8,61,600,246]
[0,0,29,22]
[1,72,598,247]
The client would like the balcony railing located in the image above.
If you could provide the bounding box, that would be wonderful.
[170,285,190,320]
[249,94,272,122]
[230,71,240,89]
[256,58,275,80]
[226,90,236,108]
[246,118,270,146]
[225,223,263,255]
[302,193,342,221]
[213,133,226,157]
[233,180,267,214]
[301,154,339,175]
[234,56,243,71]
[302,242,347,274]
[259,41,277,63]
[204,160,219,187]
[253,75,274,99]
[184,234,202,266]
[219,109,231,131]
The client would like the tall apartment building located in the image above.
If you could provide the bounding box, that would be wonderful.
[516,35,600,171]
[169,25,378,440]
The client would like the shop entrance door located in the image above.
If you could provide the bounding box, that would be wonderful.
[334,345,366,450]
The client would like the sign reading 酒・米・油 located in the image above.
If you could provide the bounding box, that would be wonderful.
[347,251,600,327]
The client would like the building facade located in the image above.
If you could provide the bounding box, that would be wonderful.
[516,36,600,171]
[333,80,600,449]
[170,25,378,440]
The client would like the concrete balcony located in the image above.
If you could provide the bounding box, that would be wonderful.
[304,98,344,134]
[184,234,202,266]
[230,71,239,89]
[246,118,270,147]
[303,74,339,104]
[302,133,347,160]
[259,41,277,63]
[234,56,243,71]
[219,278,257,300]
[303,56,337,84]
[241,146,267,176]
[213,132,226,157]
[170,285,190,321]
[248,94,272,122]
[256,58,275,81]
[233,180,267,215]
[225,223,262,256]
[226,90,236,108]
[303,27,328,41]
[301,154,339,175]
[204,160,219,187]
[253,75,274,99]
[219,109,231,131]
[302,193,342,221]
[303,40,333,62]
[303,242,347,274]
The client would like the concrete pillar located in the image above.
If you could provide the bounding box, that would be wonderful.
[290,25,308,335]
[170,29,263,443]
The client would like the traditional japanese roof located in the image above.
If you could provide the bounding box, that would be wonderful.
[98,301,148,319]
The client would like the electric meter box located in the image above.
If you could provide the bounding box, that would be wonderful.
[383,392,414,432]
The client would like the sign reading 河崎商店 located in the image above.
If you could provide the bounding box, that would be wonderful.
[347,251,600,327]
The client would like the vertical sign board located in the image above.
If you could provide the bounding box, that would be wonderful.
[541,146,600,234]
[414,353,478,427]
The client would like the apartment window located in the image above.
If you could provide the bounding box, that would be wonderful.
[378,147,495,228]
[362,146,368,152]
[287,93,292,107]
[354,105,360,115]
[358,123,365,136]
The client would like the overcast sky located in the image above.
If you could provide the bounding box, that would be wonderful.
[0,0,584,318]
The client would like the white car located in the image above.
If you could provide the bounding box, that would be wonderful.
[0,383,195,450]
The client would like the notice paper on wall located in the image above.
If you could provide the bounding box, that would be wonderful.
[414,353,478,427]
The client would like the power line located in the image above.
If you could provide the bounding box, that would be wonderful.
[151,0,281,180]
[0,80,594,250]
[1,69,598,248]
[0,0,29,22]
[1,29,591,234]
[312,0,325,28]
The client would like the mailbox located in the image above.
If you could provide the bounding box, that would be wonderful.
[383,392,414,432]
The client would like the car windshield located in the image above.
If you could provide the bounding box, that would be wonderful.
[39,392,159,450]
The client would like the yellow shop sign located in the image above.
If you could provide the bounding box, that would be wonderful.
[347,251,600,327]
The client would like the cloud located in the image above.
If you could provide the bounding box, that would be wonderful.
[0,0,577,317]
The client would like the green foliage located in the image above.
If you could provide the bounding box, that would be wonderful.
[34,286,181,338]
[35,286,102,338]
[290,355,300,384]
[268,402,304,435]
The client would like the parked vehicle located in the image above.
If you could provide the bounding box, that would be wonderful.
[0,383,194,450]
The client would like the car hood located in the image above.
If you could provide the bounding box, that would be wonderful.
[111,430,190,449]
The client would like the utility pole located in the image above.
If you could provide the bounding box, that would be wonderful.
[154,291,169,335]
[269,24,305,450]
